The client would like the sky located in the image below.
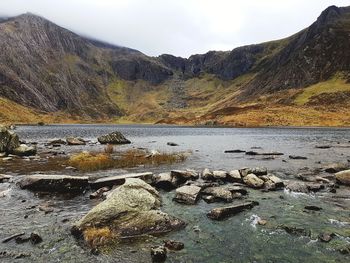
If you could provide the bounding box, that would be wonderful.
[0,0,349,57]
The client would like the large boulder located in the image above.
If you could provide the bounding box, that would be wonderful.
[72,179,186,246]
[173,185,201,204]
[0,125,20,153]
[12,144,37,156]
[335,170,350,186]
[97,131,131,145]
[19,174,89,192]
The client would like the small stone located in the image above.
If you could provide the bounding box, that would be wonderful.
[167,142,179,146]
[151,246,167,263]
[258,219,267,225]
[30,233,43,244]
[318,232,335,242]
[304,205,322,211]
[164,240,184,251]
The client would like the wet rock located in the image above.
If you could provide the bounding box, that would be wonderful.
[202,187,233,202]
[89,186,111,199]
[207,202,258,220]
[224,149,245,153]
[324,163,348,173]
[335,169,350,185]
[249,167,268,176]
[19,174,89,192]
[164,240,184,251]
[201,168,214,180]
[225,185,248,195]
[171,169,199,183]
[281,225,311,237]
[227,170,242,182]
[243,174,264,188]
[30,233,42,244]
[173,185,201,204]
[239,167,251,177]
[72,179,186,245]
[97,131,131,145]
[167,142,178,146]
[286,182,309,193]
[48,139,66,145]
[66,137,86,145]
[315,145,331,149]
[90,172,154,189]
[289,155,307,160]
[0,174,12,183]
[306,183,325,192]
[245,151,284,156]
[304,205,322,211]
[212,170,228,180]
[151,246,167,262]
[262,174,284,190]
[153,172,178,191]
[318,233,335,242]
[0,125,20,154]
[12,144,37,156]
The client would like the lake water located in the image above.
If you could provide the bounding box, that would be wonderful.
[1,125,350,262]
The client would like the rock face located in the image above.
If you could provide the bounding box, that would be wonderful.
[243,174,264,188]
[19,174,89,192]
[72,179,186,244]
[207,202,258,220]
[173,185,201,205]
[0,126,20,153]
[335,170,350,185]
[12,144,37,156]
[97,131,131,144]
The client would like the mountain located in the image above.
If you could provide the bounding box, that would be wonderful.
[0,6,350,126]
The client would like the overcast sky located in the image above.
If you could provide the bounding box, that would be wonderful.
[1,0,349,57]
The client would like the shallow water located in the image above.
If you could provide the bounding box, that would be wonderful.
[1,125,350,262]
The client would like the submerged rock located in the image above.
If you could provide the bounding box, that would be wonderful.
[318,232,335,242]
[164,240,184,251]
[72,179,186,246]
[324,163,348,173]
[66,137,86,145]
[207,202,258,220]
[224,149,245,153]
[97,131,131,144]
[280,225,311,237]
[19,174,89,192]
[173,185,201,205]
[335,169,350,185]
[167,142,179,146]
[286,182,309,193]
[289,155,308,160]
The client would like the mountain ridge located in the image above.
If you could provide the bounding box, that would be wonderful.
[0,5,350,126]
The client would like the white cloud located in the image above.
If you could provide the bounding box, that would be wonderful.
[0,0,349,57]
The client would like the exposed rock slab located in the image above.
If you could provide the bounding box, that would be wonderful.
[173,185,201,204]
[19,174,89,192]
[207,202,258,220]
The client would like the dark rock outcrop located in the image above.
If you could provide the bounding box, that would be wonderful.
[97,131,131,144]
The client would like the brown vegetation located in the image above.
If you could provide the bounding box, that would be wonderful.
[68,149,187,172]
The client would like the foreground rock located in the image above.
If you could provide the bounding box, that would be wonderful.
[335,170,350,185]
[151,246,167,262]
[66,137,86,145]
[207,202,258,220]
[97,131,131,144]
[72,179,186,246]
[0,125,20,154]
[19,174,89,192]
[12,144,37,156]
[173,185,201,204]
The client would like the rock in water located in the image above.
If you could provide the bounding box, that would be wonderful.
[243,174,264,188]
[335,169,350,185]
[97,131,131,144]
[19,174,89,192]
[151,246,167,262]
[201,187,233,202]
[72,179,186,246]
[66,137,86,145]
[207,202,258,220]
[12,144,37,156]
[173,185,201,205]
[0,125,20,153]
[164,240,184,251]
